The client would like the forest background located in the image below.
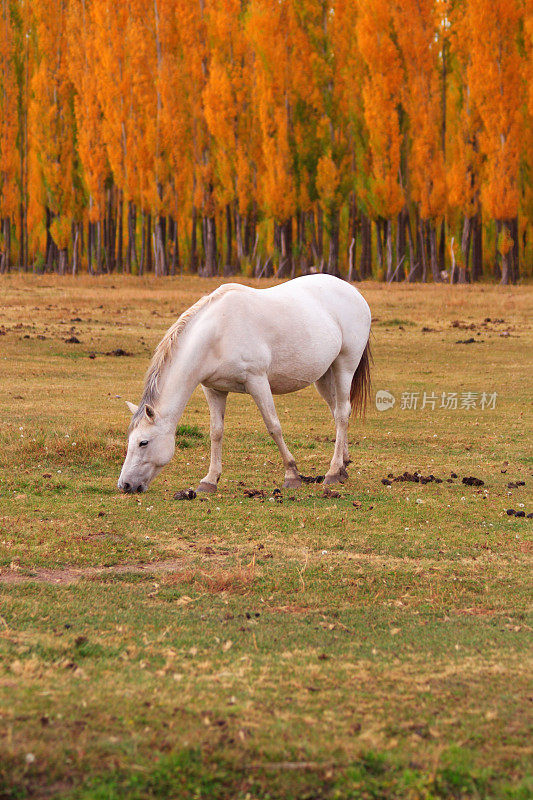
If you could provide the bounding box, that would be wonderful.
[0,0,531,283]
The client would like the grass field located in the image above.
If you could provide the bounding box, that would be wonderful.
[0,274,531,799]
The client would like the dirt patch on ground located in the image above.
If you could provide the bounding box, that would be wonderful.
[0,558,187,586]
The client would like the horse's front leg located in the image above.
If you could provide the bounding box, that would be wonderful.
[246,375,302,489]
[197,386,228,493]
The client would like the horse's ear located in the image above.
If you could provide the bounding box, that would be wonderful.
[126,401,138,415]
[145,404,156,422]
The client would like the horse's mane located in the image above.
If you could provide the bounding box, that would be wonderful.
[130,283,241,428]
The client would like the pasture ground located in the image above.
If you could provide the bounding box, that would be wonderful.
[0,274,531,799]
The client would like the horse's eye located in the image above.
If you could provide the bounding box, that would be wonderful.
[139,440,149,447]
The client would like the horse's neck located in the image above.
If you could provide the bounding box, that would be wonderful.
[157,328,206,429]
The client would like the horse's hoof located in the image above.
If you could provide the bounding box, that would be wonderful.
[323,471,347,485]
[196,481,218,494]
[283,476,302,489]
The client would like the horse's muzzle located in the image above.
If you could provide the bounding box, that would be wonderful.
[118,480,146,494]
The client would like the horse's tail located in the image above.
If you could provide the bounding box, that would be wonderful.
[350,336,372,418]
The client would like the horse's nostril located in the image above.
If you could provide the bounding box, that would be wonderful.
[123,482,131,493]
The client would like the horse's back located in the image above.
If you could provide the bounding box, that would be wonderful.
[259,275,371,348]
[197,276,370,394]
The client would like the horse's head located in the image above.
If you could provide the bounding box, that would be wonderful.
[118,402,175,493]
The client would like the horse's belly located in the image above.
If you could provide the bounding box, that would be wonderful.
[268,374,311,394]
[265,330,341,392]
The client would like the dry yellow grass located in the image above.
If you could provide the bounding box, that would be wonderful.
[0,274,531,799]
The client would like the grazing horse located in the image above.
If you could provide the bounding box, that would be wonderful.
[118,274,371,494]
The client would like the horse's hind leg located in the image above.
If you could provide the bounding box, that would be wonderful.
[323,361,353,485]
[246,375,302,489]
[197,386,228,493]
[315,370,350,468]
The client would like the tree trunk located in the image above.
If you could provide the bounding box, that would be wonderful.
[385,219,394,282]
[438,219,446,273]
[493,220,502,280]
[45,207,52,271]
[160,215,167,271]
[154,216,167,276]
[224,203,233,275]
[348,196,359,280]
[146,214,152,272]
[58,248,68,275]
[299,210,311,275]
[117,191,124,272]
[376,219,383,274]
[249,205,257,259]
[110,188,117,271]
[88,222,93,275]
[104,191,110,272]
[406,211,419,281]
[96,220,102,273]
[4,218,11,272]
[127,201,138,273]
[0,219,6,273]
[472,211,483,281]
[429,224,440,282]
[235,204,244,267]
[500,219,513,285]
[140,212,146,276]
[244,212,251,256]
[171,217,179,275]
[190,206,198,273]
[360,213,371,278]
[418,219,428,283]
[348,238,356,282]
[46,213,57,272]
[316,205,324,267]
[511,216,519,283]
[72,224,79,276]
[19,203,24,271]
[0,220,4,275]
[459,216,472,283]
[326,208,340,277]
[396,209,406,281]
[278,218,293,278]
[204,215,217,277]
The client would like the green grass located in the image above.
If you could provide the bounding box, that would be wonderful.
[0,274,531,799]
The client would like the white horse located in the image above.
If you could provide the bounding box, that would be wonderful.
[118,274,371,494]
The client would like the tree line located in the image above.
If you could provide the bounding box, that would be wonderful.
[0,0,531,283]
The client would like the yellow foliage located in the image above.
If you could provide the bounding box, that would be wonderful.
[498,228,514,257]
[316,154,340,208]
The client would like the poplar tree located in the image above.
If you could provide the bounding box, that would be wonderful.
[467,0,524,283]
[0,0,18,271]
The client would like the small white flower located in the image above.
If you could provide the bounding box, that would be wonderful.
[25,753,35,765]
